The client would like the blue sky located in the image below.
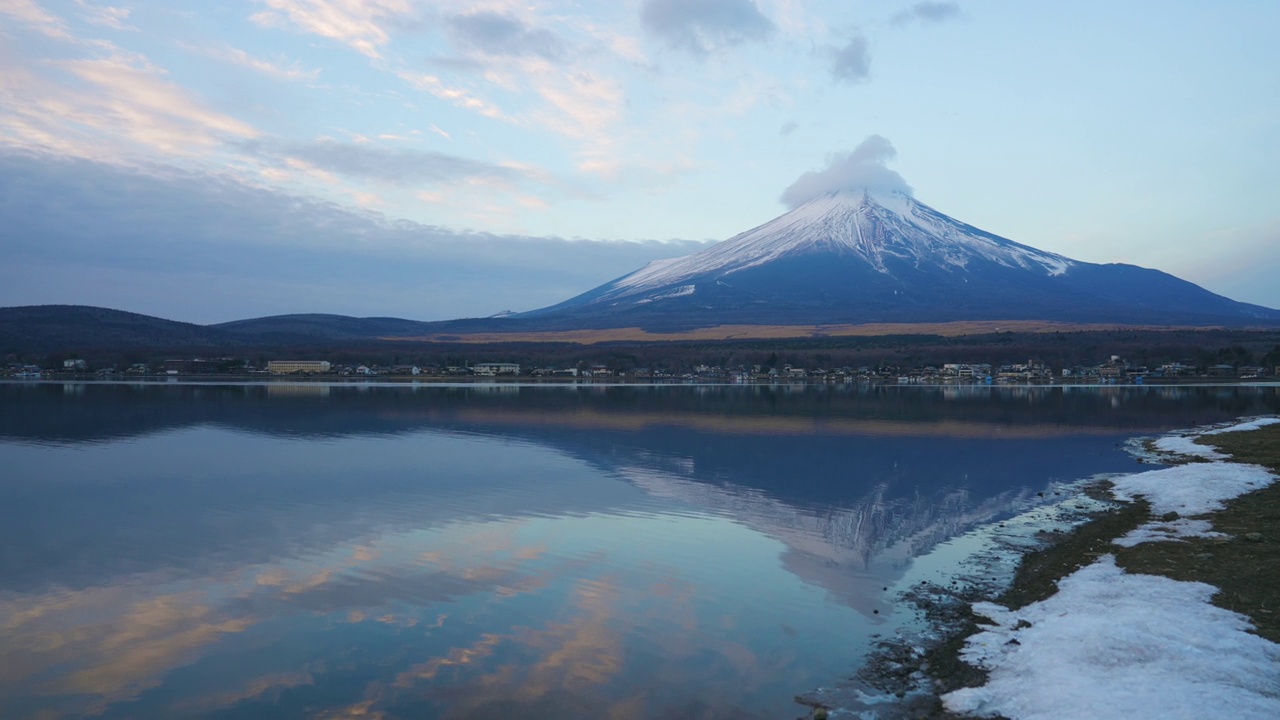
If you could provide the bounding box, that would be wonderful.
[2,0,1278,323]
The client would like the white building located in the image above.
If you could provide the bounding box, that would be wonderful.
[472,362,520,376]
[266,360,332,374]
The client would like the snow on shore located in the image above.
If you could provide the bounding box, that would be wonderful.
[942,417,1280,719]
[943,557,1280,719]
[1110,461,1274,517]
[1203,417,1280,435]
[1147,416,1280,461]
[1150,435,1228,460]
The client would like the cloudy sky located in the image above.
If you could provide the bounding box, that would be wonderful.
[2,0,1278,323]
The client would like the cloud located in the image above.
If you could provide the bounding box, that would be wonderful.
[249,0,413,59]
[197,44,320,81]
[0,49,259,159]
[779,135,912,208]
[0,0,72,39]
[75,1,135,31]
[779,121,798,137]
[827,34,870,84]
[395,69,505,119]
[247,138,529,188]
[891,1,962,26]
[639,0,774,55]
[445,11,564,60]
[0,151,712,323]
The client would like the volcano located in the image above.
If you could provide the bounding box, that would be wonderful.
[516,190,1279,329]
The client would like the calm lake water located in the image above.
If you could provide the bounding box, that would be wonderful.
[2,382,1278,719]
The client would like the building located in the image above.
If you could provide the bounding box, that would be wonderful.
[472,362,520,376]
[63,359,87,371]
[266,360,332,374]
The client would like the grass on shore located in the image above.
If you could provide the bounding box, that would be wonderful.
[1114,424,1280,643]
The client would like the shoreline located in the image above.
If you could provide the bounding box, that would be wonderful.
[802,415,1280,719]
[3,376,1279,388]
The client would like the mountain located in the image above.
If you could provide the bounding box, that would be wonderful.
[0,307,439,354]
[517,190,1280,329]
[3,191,1277,354]
[0,305,231,352]
[213,314,435,342]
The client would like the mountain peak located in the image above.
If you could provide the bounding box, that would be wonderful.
[516,191,1280,329]
[598,191,1072,303]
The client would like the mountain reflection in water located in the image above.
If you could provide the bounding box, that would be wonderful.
[0,382,1276,719]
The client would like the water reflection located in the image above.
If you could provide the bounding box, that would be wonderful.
[0,383,1276,718]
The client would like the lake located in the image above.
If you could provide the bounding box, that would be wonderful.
[2,382,1277,719]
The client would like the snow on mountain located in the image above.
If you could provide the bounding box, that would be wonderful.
[601,190,1073,302]
[516,187,1280,328]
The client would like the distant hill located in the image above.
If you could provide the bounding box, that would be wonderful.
[0,306,445,354]
[213,314,436,343]
[0,305,230,354]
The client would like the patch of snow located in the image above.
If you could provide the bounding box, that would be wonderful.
[1151,435,1229,460]
[1113,518,1226,548]
[1202,417,1280,435]
[1109,462,1275,516]
[943,556,1280,719]
[654,284,695,299]
[631,284,693,305]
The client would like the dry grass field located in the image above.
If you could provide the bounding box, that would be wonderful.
[384,320,1220,345]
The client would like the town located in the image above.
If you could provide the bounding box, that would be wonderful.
[6,354,1277,384]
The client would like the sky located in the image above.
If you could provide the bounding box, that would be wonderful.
[2,0,1278,323]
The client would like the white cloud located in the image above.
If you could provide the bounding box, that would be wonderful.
[250,0,413,59]
[0,0,73,39]
[197,44,320,82]
[75,1,135,31]
[395,69,505,119]
[779,135,912,208]
[243,137,535,189]
[0,49,259,159]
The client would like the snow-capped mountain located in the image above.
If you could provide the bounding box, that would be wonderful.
[518,190,1279,328]
[602,190,1071,297]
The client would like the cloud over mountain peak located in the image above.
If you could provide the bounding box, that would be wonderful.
[780,135,912,209]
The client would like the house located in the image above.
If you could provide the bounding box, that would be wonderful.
[1158,362,1194,377]
[1207,364,1236,377]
